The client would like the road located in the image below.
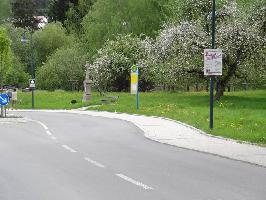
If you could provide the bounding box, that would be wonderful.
[0,111,265,200]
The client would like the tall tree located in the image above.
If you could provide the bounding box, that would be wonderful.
[65,0,95,33]
[82,0,167,58]
[0,0,12,23]
[11,0,39,29]
[0,27,12,88]
[48,0,79,22]
[141,0,265,99]
[33,22,74,66]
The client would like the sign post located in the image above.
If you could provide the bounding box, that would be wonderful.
[204,49,222,129]
[29,79,36,109]
[203,0,225,129]
[131,65,139,109]
[0,94,10,118]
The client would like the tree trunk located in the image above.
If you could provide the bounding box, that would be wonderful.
[227,85,231,92]
[215,80,226,101]
[195,82,199,91]
[215,50,241,100]
[206,80,209,92]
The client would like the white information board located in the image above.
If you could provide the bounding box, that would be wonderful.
[204,49,223,76]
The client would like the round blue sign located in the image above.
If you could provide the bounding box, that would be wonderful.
[0,94,10,106]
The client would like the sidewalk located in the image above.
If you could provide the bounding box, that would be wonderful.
[69,110,266,167]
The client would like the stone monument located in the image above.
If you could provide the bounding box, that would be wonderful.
[83,63,92,102]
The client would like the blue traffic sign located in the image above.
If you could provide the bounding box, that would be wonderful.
[0,94,10,106]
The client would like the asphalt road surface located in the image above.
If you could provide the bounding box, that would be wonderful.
[0,111,266,200]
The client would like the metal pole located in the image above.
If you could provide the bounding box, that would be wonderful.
[136,70,139,110]
[30,31,35,109]
[136,89,139,110]
[0,105,3,118]
[210,0,216,129]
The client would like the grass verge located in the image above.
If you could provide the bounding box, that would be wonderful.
[12,90,100,110]
[88,90,266,146]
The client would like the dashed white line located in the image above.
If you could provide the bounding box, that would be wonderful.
[36,121,49,130]
[62,145,77,153]
[32,118,155,191]
[84,157,105,168]
[116,174,153,190]
[50,136,57,140]
[46,130,52,136]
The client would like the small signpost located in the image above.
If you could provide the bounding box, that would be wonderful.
[131,65,139,109]
[29,79,36,89]
[29,79,36,109]
[0,94,10,118]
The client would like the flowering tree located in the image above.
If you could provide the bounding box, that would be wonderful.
[143,0,265,99]
[89,0,265,98]
[89,34,152,93]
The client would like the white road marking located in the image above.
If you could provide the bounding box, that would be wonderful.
[36,121,49,130]
[84,157,105,168]
[46,130,52,136]
[50,136,57,140]
[116,174,154,190]
[62,145,77,153]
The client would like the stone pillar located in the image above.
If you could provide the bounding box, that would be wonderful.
[83,64,92,102]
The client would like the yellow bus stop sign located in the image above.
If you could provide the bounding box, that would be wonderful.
[131,65,139,94]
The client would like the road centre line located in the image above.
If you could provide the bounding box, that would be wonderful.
[84,157,105,168]
[62,145,77,153]
[116,174,153,190]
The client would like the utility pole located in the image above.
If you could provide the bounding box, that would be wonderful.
[210,0,216,129]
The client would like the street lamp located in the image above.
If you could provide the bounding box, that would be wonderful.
[21,31,35,109]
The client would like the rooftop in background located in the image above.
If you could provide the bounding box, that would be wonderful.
[35,16,48,28]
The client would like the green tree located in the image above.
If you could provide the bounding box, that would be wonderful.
[89,34,153,93]
[48,0,70,22]
[0,27,12,88]
[33,22,74,66]
[36,46,86,90]
[64,0,95,33]
[82,0,167,58]
[11,0,39,29]
[0,25,30,87]
[0,0,11,23]
[143,1,265,99]
[3,24,31,71]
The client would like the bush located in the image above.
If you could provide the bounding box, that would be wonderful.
[36,46,86,91]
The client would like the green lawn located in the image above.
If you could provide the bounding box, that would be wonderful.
[89,90,266,145]
[12,90,266,145]
[13,90,100,110]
